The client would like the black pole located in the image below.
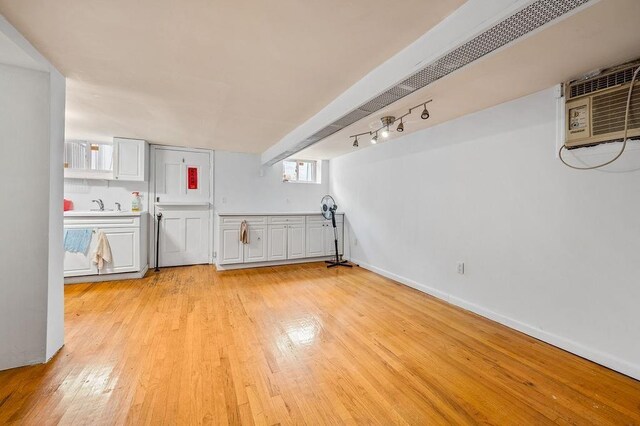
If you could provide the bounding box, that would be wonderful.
[326,206,352,269]
[155,212,163,272]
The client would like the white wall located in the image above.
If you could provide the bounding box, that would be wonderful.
[215,151,329,213]
[64,178,149,212]
[0,64,50,370]
[213,151,330,260]
[330,87,640,380]
[46,68,66,360]
[0,16,66,371]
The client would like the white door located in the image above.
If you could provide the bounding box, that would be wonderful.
[101,227,139,274]
[220,227,243,264]
[158,207,210,267]
[306,222,325,257]
[268,225,287,261]
[287,225,305,259]
[153,147,212,267]
[244,226,267,263]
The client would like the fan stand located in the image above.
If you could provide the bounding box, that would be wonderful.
[325,208,352,269]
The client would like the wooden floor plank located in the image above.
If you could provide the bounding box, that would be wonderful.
[0,263,638,425]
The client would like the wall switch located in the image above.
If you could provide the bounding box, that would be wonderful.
[457,261,465,275]
[222,197,227,204]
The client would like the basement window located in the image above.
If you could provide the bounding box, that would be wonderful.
[283,159,319,183]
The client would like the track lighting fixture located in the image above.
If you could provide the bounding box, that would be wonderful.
[348,99,431,147]
[421,104,430,120]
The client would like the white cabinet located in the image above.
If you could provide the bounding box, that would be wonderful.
[305,222,325,257]
[268,225,288,261]
[287,224,306,259]
[306,215,344,257]
[63,213,147,279]
[244,226,267,263]
[217,213,344,269]
[63,138,147,181]
[63,236,99,277]
[114,138,147,181]
[101,227,139,274]
[325,222,344,256]
[220,227,243,264]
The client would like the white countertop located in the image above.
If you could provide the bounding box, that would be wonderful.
[64,210,146,217]
[217,212,343,216]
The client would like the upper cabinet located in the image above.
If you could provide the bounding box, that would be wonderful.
[64,138,147,181]
[114,138,147,181]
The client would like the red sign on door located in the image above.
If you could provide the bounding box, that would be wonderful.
[187,167,198,190]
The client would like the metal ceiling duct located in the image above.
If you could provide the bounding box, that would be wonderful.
[266,0,592,165]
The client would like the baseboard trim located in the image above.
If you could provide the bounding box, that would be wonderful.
[350,257,640,381]
[216,256,337,271]
[64,264,149,284]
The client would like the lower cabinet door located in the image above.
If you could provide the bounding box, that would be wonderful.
[100,227,139,274]
[220,227,243,264]
[268,225,287,261]
[287,225,305,259]
[244,226,267,263]
[63,230,98,277]
[305,223,325,257]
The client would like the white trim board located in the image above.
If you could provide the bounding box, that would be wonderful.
[64,265,149,284]
[349,257,640,381]
[216,257,336,271]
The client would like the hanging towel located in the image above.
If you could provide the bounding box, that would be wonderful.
[240,220,249,244]
[92,231,112,270]
[64,229,93,254]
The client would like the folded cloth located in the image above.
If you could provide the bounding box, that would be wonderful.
[92,231,112,270]
[240,220,249,244]
[63,229,93,254]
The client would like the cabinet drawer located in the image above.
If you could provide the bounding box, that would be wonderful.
[306,214,343,224]
[268,216,304,225]
[64,216,140,228]
[220,216,267,226]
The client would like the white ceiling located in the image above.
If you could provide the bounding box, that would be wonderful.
[298,0,640,159]
[0,0,465,151]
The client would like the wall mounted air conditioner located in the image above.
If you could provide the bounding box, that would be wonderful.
[564,60,640,149]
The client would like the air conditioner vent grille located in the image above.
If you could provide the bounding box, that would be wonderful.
[570,66,638,99]
[591,89,640,136]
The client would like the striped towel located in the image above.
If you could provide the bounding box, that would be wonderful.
[63,229,93,254]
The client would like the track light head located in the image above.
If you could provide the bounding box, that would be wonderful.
[396,119,404,132]
[381,126,390,138]
[421,104,430,120]
[371,133,378,144]
[352,136,359,148]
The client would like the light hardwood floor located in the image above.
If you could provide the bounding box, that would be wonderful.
[1,263,639,425]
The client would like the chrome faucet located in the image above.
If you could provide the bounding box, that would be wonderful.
[115,202,121,212]
[92,199,104,211]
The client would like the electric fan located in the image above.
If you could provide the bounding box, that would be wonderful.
[321,195,352,269]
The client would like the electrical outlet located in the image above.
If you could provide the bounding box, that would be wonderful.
[457,261,465,275]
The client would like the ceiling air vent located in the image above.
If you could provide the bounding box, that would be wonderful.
[267,0,593,165]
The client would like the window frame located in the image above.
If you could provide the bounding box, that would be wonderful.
[282,159,320,184]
